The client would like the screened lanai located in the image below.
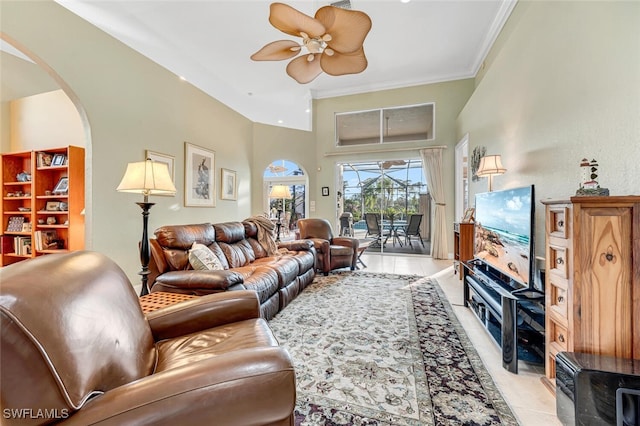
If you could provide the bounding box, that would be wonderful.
[339,159,431,254]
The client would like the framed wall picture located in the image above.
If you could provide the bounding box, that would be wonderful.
[146,150,175,182]
[146,150,175,196]
[220,168,237,201]
[322,186,329,196]
[184,142,215,207]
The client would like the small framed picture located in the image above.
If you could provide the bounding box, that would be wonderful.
[53,177,69,195]
[51,154,66,166]
[462,208,475,223]
[220,168,237,201]
[45,201,61,211]
[321,186,329,196]
[146,150,175,185]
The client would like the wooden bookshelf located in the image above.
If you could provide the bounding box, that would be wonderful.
[1,146,85,266]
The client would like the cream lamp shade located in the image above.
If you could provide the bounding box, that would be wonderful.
[269,185,292,199]
[476,155,506,177]
[476,155,506,192]
[117,159,176,199]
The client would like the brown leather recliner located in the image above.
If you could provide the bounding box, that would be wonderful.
[297,218,359,275]
[0,251,296,426]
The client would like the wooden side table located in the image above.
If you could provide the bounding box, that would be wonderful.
[453,222,474,280]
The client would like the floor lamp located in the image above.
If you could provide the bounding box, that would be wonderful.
[476,155,506,192]
[117,159,176,296]
[269,185,292,242]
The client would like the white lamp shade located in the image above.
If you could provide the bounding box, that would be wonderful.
[476,155,506,177]
[269,185,292,199]
[117,159,176,196]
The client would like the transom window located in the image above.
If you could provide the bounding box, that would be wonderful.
[335,103,435,147]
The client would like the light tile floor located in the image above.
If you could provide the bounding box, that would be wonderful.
[358,252,562,426]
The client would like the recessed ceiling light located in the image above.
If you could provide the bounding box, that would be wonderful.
[305,108,311,113]
[277,120,284,124]
[401,0,411,3]
[179,75,187,81]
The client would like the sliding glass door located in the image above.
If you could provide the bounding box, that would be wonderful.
[338,159,430,254]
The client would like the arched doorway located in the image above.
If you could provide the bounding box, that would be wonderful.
[263,160,308,239]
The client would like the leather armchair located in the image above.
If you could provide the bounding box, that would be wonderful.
[297,218,359,275]
[0,251,296,426]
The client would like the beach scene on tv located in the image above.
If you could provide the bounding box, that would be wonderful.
[473,186,533,287]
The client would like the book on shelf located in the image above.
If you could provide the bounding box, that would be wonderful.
[1,235,14,254]
[13,236,32,255]
[36,151,54,167]
[34,230,59,251]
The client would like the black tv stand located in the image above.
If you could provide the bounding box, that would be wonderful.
[462,260,545,373]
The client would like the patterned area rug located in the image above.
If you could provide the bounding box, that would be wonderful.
[268,271,517,426]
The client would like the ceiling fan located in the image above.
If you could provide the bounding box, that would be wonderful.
[251,2,372,84]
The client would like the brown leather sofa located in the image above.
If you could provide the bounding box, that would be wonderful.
[297,218,359,275]
[148,221,316,320]
[0,251,296,426]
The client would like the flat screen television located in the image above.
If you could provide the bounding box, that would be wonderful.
[473,185,535,291]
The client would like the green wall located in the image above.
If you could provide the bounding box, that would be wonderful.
[457,0,640,258]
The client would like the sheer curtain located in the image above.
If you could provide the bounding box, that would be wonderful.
[420,147,448,259]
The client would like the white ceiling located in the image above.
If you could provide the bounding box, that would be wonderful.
[53,0,516,131]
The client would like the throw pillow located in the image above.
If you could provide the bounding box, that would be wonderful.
[188,242,224,271]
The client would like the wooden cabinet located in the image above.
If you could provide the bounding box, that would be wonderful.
[541,196,640,392]
[1,146,85,266]
[454,222,474,279]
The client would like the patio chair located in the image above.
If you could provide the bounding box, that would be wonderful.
[339,212,354,236]
[364,213,390,247]
[397,213,424,247]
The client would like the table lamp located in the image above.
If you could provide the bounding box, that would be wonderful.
[269,185,292,242]
[117,158,176,295]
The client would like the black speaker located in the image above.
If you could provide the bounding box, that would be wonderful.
[556,352,640,426]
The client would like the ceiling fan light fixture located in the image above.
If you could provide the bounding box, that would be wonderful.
[251,2,372,84]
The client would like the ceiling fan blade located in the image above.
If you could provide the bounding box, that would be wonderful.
[315,6,372,53]
[320,47,368,76]
[286,55,323,84]
[269,2,326,38]
[251,40,301,61]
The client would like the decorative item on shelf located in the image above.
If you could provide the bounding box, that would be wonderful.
[6,216,25,232]
[269,185,292,242]
[576,158,609,196]
[117,158,177,296]
[38,219,45,225]
[52,177,69,195]
[51,154,66,166]
[471,146,486,182]
[46,201,62,211]
[251,2,372,84]
[45,190,52,196]
[36,152,53,167]
[46,217,57,225]
[59,201,68,211]
[476,155,506,192]
[16,171,31,182]
[462,208,475,223]
[17,207,31,212]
